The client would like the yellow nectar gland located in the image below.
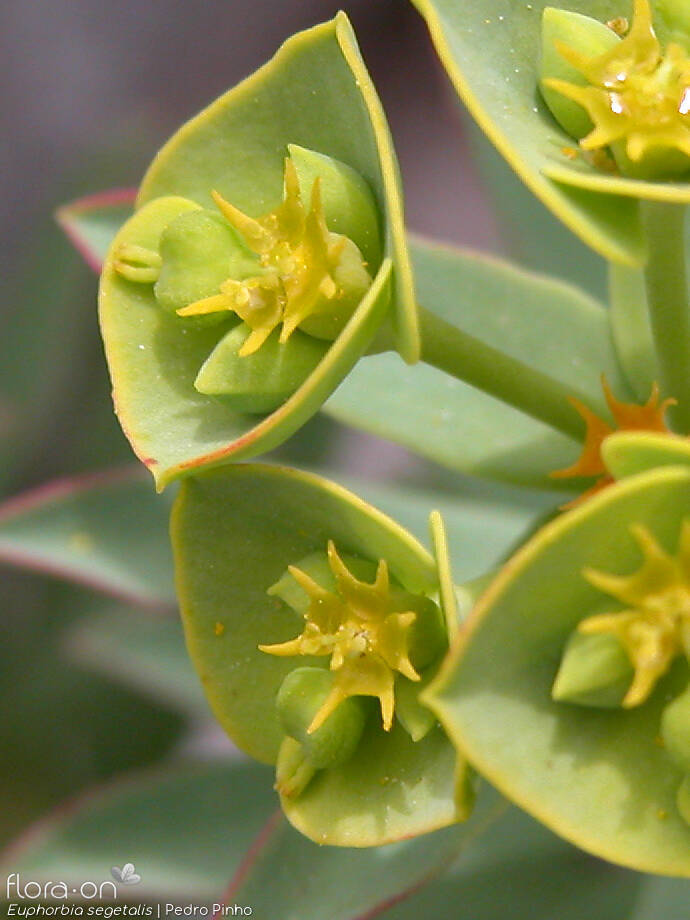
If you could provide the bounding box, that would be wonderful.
[177,159,351,356]
[545,0,690,172]
[551,377,674,506]
[579,522,690,707]
[259,542,421,734]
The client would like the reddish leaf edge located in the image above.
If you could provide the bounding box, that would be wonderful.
[0,758,252,904]
[55,188,136,273]
[215,789,509,920]
[0,465,175,611]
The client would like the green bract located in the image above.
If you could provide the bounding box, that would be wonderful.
[425,465,690,875]
[99,14,416,490]
[171,465,472,846]
[412,0,690,264]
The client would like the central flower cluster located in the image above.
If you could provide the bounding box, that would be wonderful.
[579,522,690,706]
[544,0,690,177]
[260,540,422,733]
[178,159,371,355]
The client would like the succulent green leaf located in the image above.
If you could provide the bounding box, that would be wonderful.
[426,466,690,875]
[172,464,466,845]
[412,0,690,263]
[382,804,640,920]
[327,237,628,489]
[602,430,690,478]
[1,762,275,902]
[0,469,174,608]
[137,14,416,360]
[227,783,507,920]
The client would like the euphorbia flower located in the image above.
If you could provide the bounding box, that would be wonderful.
[425,462,690,875]
[97,14,417,490]
[542,0,690,179]
[412,0,690,265]
[172,464,472,846]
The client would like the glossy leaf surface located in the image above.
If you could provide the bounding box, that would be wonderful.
[427,466,690,875]
[172,464,464,845]
[327,237,628,489]
[412,0,690,263]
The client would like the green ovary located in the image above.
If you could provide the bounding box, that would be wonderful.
[261,542,446,796]
[542,0,690,178]
[553,520,690,824]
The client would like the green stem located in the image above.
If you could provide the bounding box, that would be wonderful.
[641,200,690,433]
[417,306,586,442]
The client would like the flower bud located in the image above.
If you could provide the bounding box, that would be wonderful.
[552,629,633,707]
[661,685,690,771]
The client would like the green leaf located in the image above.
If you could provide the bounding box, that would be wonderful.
[172,464,465,845]
[384,804,639,920]
[327,237,628,489]
[2,762,276,902]
[411,0,690,264]
[55,189,135,273]
[426,466,690,875]
[342,475,557,584]
[65,608,206,717]
[227,784,506,919]
[0,469,174,609]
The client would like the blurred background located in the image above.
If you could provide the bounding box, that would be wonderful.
[0,0,600,870]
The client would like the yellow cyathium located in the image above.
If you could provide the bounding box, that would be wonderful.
[580,522,690,707]
[260,541,420,733]
[544,0,690,174]
[177,158,362,356]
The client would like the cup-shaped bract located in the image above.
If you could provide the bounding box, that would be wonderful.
[425,465,690,875]
[99,14,417,490]
[412,0,690,265]
[171,465,471,846]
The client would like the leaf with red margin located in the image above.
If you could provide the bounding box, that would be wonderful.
[0,761,275,903]
[0,467,174,609]
[215,783,507,920]
[55,188,135,273]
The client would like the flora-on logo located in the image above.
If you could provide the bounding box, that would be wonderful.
[111,863,141,885]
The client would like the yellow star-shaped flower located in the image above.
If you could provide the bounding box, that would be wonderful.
[544,0,690,176]
[260,541,420,733]
[580,521,690,707]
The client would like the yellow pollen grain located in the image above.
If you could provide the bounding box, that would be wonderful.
[214,621,226,637]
